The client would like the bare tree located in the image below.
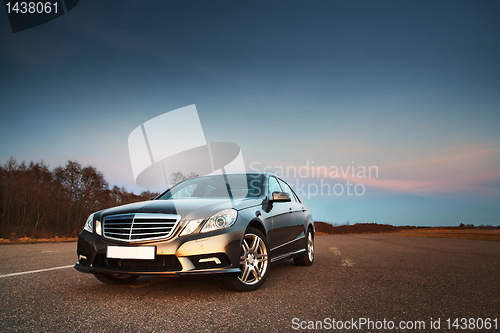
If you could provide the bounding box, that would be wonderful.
[169,171,199,187]
[0,158,162,239]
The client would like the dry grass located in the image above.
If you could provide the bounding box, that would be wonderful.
[390,229,500,242]
[0,237,77,244]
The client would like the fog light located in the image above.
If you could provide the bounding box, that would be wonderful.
[198,257,221,265]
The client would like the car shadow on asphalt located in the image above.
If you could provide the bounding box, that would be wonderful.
[72,259,302,297]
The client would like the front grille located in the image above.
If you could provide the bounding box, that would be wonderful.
[103,213,181,242]
[93,254,182,272]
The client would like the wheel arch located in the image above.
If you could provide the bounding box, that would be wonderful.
[246,218,267,238]
[308,221,315,235]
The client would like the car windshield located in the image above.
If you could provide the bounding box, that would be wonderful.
[157,174,264,200]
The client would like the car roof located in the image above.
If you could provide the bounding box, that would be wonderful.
[195,172,275,177]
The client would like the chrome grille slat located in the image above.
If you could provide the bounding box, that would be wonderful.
[130,227,172,230]
[103,213,181,242]
[132,225,176,227]
[130,231,174,236]
[132,221,177,223]
[105,226,173,230]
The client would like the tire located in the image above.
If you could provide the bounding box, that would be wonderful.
[221,227,270,292]
[294,229,314,266]
[94,273,139,285]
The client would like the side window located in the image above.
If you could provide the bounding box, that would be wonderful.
[291,190,301,203]
[277,179,296,202]
[201,185,216,197]
[268,177,282,195]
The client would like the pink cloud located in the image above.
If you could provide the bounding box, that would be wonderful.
[267,141,500,197]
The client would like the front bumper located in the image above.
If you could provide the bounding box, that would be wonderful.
[74,226,244,276]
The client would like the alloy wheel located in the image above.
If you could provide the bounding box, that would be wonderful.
[307,231,314,262]
[238,233,268,285]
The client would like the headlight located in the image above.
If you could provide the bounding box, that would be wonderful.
[84,213,94,233]
[179,218,204,236]
[201,209,237,233]
[95,220,102,236]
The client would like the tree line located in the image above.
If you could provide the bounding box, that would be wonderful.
[314,221,405,234]
[314,221,499,235]
[0,157,159,239]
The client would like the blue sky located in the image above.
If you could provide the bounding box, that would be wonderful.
[1,1,499,226]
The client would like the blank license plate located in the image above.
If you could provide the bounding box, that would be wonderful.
[107,246,155,260]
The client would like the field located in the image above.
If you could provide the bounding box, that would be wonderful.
[390,228,500,242]
[314,221,500,242]
[0,237,78,244]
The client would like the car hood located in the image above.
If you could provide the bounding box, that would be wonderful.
[99,197,262,220]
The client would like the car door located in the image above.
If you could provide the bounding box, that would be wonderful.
[266,176,298,257]
[277,178,306,250]
[264,176,293,254]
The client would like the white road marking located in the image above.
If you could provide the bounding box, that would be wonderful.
[341,259,354,266]
[0,265,74,278]
[330,247,355,266]
[329,247,340,255]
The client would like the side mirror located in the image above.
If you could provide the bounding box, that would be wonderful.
[271,191,291,202]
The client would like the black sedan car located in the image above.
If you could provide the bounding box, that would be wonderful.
[75,173,314,291]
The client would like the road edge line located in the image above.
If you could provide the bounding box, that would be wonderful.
[0,265,74,278]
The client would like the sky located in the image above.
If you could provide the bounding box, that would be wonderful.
[1,1,499,226]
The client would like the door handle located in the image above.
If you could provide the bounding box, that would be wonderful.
[289,208,293,213]
[302,207,305,212]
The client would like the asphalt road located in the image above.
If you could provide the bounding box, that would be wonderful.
[1,234,499,332]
